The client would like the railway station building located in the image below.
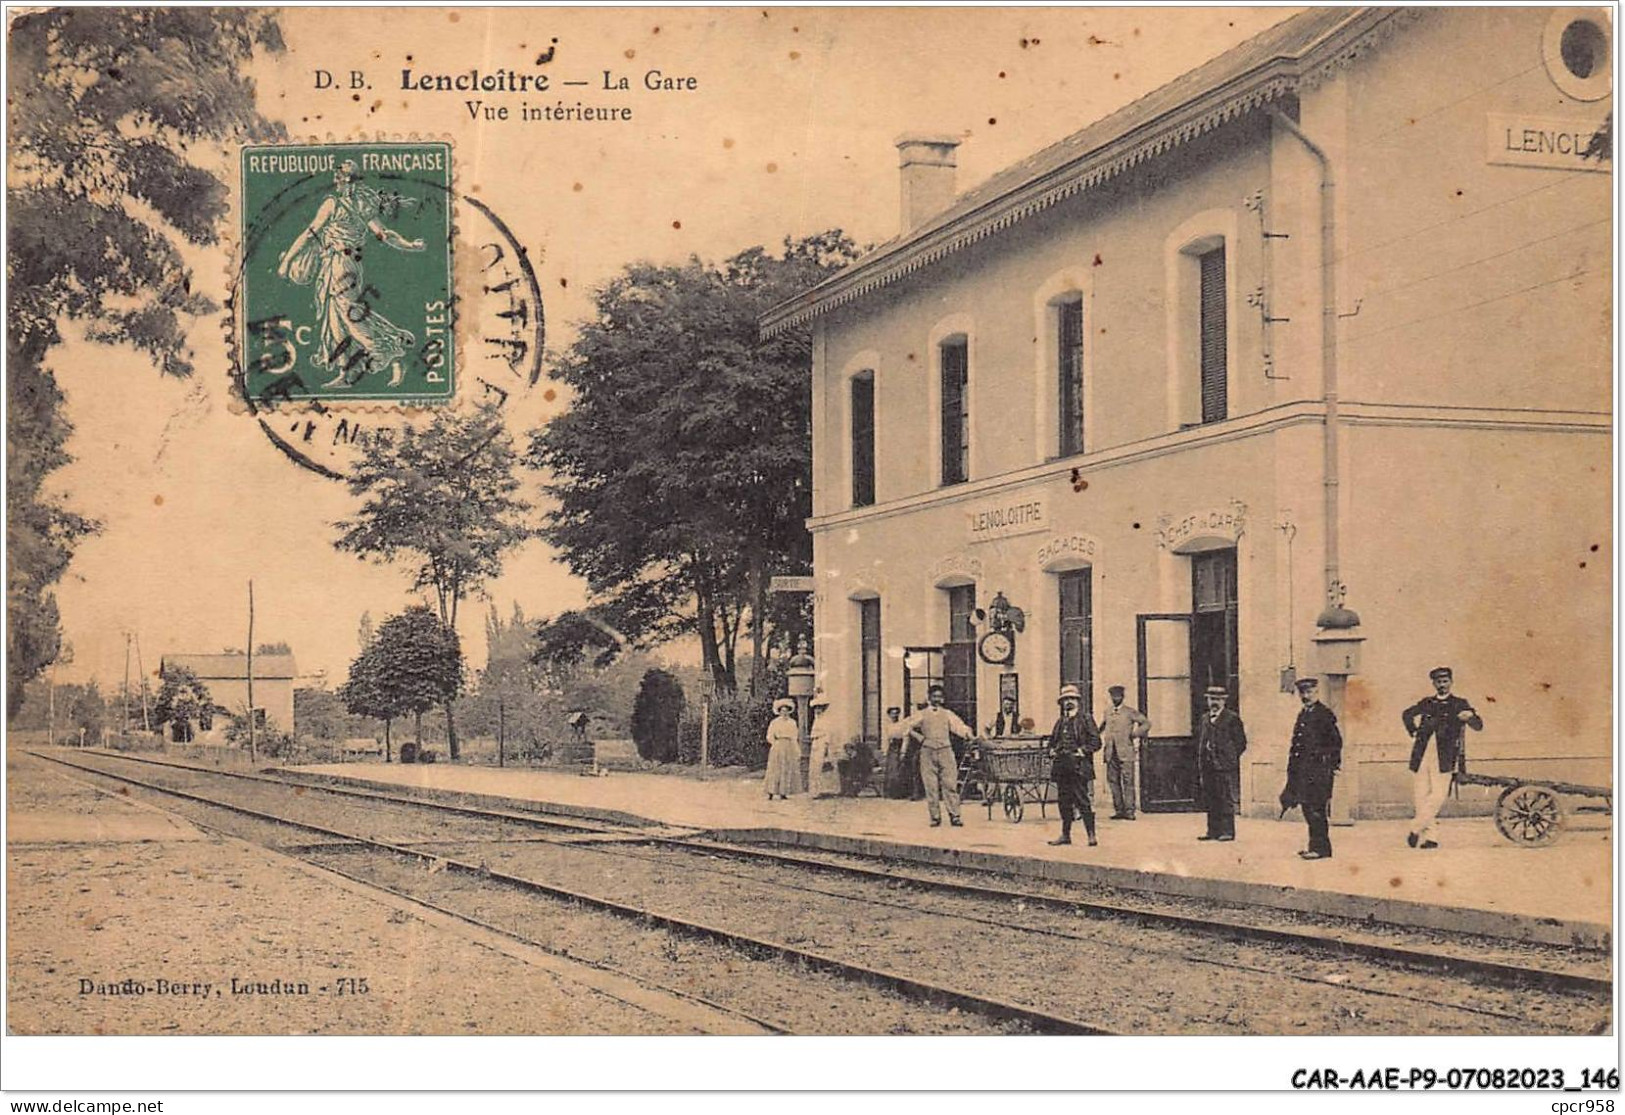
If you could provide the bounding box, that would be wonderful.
[762,7,1612,817]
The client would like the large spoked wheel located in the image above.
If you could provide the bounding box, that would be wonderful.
[1003,783,1024,823]
[1495,783,1564,847]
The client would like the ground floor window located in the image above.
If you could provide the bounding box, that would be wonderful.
[1057,569,1093,721]
[859,598,881,742]
[944,585,977,730]
[902,647,943,714]
[1191,548,1240,709]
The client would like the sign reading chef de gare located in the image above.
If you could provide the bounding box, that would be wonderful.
[967,496,1048,542]
[1486,114,1608,172]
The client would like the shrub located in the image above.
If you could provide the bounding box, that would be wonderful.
[631,668,685,762]
[678,695,776,768]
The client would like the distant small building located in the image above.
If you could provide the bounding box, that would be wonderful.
[161,654,297,736]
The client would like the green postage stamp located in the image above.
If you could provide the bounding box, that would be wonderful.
[239,142,454,403]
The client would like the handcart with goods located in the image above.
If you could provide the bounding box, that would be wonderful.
[1454,771,1613,848]
[960,737,1053,823]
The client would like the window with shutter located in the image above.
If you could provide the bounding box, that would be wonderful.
[940,339,969,485]
[859,598,881,742]
[1058,298,1085,457]
[850,372,875,507]
[1199,246,1227,424]
[1058,569,1094,721]
[944,583,978,730]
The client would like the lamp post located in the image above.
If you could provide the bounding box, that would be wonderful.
[787,653,816,787]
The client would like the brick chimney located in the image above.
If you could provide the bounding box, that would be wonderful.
[896,134,960,234]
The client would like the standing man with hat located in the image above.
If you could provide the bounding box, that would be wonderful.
[1402,667,1483,849]
[1098,684,1150,821]
[1195,686,1247,841]
[1046,684,1102,846]
[1280,677,1342,859]
[903,684,973,827]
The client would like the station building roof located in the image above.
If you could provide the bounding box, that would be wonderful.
[761,7,1403,336]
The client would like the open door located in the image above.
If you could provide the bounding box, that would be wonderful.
[1137,613,1197,812]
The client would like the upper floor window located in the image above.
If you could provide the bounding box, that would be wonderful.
[850,371,875,507]
[1198,244,1228,424]
[1056,296,1085,456]
[940,337,969,485]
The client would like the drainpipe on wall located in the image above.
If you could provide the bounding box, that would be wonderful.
[1270,109,1365,824]
[1268,110,1360,633]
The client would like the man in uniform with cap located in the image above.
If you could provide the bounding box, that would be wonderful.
[1195,685,1247,841]
[1280,677,1342,859]
[903,684,973,827]
[1046,684,1102,846]
[1098,684,1150,820]
[1402,667,1483,849]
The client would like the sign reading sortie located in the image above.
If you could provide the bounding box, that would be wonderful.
[966,496,1048,543]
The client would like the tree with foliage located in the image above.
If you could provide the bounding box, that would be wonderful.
[530,608,626,684]
[152,664,213,743]
[340,606,463,753]
[334,405,530,758]
[459,603,552,759]
[69,681,108,743]
[528,231,860,695]
[293,687,350,743]
[630,668,685,763]
[6,10,284,718]
[338,639,400,761]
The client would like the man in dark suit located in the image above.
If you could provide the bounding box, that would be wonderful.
[1280,676,1342,859]
[1402,666,1483,849]
[1195,685,1247,841]
[1046,684,1102,847]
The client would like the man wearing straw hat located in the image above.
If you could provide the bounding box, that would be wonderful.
[1046,684,1102,846]
[903,684,973,827]
[1195,685,1247,842]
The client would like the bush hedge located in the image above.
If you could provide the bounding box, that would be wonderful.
[678,695,777,768]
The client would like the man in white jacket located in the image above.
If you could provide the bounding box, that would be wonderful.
[904,685,973,827]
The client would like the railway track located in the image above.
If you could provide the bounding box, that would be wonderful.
[30,749,1106,1036]
[37,748,1611,1035]
[59,748,1611,992]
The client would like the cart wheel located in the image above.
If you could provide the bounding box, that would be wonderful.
[1495,784,1564,847]
[1003,784,1024,823]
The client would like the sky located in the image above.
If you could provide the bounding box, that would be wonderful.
[42,5,1298,688]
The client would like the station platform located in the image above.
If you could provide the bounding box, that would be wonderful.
[296,760,1613,950]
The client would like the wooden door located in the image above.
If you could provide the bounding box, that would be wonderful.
[1138,613,1197,811]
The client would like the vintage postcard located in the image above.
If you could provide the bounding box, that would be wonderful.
[4,3,1615,1097]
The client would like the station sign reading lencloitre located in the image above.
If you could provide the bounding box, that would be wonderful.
[966,496,1048,543]
[1485,114,1609,172]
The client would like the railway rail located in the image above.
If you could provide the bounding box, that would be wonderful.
[33,748,1611,1036]
[29,749,1104,1036]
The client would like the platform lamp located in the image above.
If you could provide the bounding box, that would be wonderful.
[787,652,817,785]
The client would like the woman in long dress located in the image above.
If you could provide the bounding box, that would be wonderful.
[763,699,800,800]
[276,160,425,388]
[806,695,842,798]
